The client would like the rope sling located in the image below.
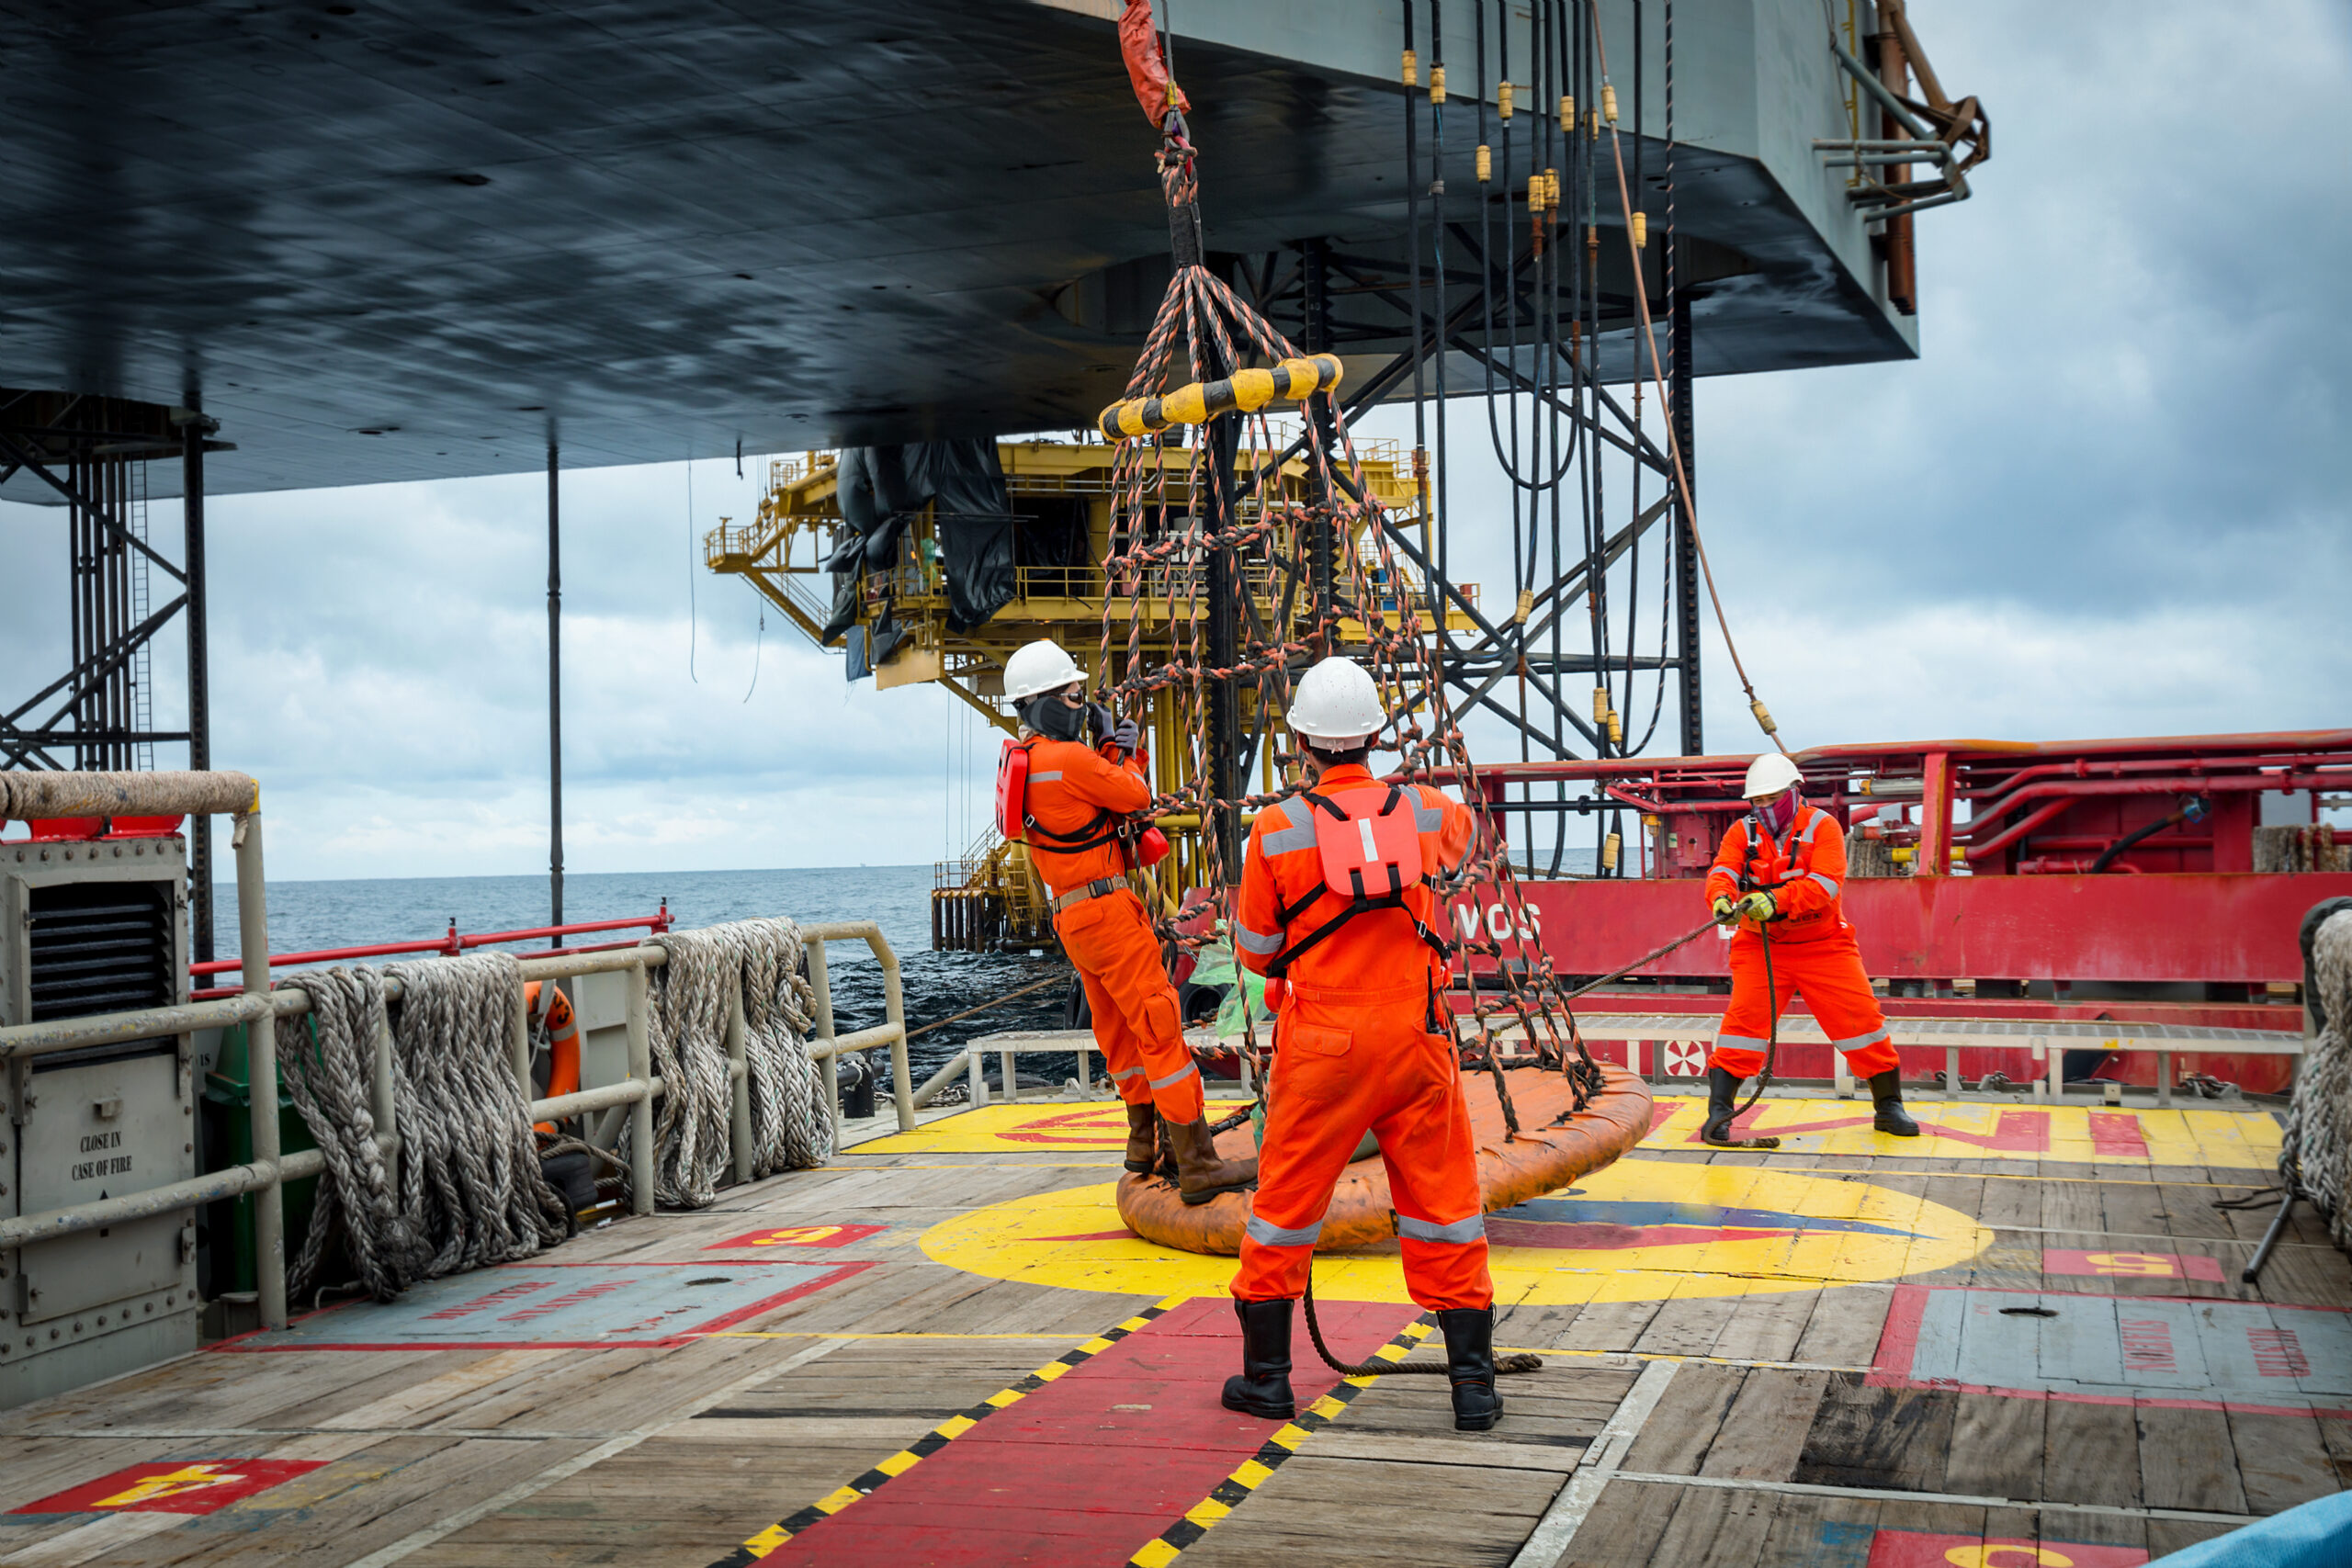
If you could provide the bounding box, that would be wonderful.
[279,919,834,1304]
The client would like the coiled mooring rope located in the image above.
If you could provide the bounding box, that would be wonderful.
[2279,908,2352,1250]
[630,918,835,1209]
[281,965,418,1303]
[284,953,567,1303]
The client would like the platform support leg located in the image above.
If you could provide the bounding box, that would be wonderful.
[626,962,654,1215]
[2157,1050,2171,1108]
[1946,1046,1961,1097]
[727,983,753,1183]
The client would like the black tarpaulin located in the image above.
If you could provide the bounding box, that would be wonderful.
[820,438,1015,652]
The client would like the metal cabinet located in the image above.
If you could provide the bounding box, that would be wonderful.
[1,837,201,1409]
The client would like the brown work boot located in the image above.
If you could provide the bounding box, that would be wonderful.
[1165,1114,1257,1206]
[1123,1100,1159,1174]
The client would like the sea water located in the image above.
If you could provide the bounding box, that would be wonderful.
[202,865,1070,1091]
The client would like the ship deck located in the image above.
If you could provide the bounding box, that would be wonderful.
[2,1088,2345,1567]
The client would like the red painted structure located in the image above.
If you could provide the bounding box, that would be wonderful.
[1446,732,2352,1093]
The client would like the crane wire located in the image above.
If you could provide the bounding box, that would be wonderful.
[1582,0,1783,752]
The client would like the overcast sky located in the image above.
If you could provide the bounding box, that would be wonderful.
[3,0,2345,885]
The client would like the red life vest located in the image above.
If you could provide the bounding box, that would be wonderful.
[1265,784,1452,977]
[994,738,1170,867]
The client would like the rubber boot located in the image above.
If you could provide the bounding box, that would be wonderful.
[1699,1065,1744,1146]
[1869,1068,1921,1136]
[1221,1298,1297,1419]
[1165,1115,1258,1206]
[1437,1306,1503,1432]
[1123,1100,1159,1174]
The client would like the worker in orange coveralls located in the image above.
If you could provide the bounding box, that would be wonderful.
[1001,639,1255,1205]
[1222,657,1504,1433]
[1703,752,1918,1143]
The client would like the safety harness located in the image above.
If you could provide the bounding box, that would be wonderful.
[996,737,1170,876]
[1263,784,1453,978]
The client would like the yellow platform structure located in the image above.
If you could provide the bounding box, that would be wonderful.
[706,434,1474,950]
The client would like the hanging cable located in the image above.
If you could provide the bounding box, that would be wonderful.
[685,455,700,682]
[1586,0,1784,750]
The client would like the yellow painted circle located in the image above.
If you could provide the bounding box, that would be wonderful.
[920,1157,1991,1304]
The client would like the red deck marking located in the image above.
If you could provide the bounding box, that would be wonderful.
[2086,1111,2152,1158]
[14,1461,329,1516]
[2043,1247,2225,1283]
[1686,1107,2052,1151]
[755,1295,1418,1566]
[707,1224,887,1249]
[1864,1529,2147,1567]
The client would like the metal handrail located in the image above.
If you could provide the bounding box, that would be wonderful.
[0,776,910,1333]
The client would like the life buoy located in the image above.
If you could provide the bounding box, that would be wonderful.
[1115,1063,1654,1255]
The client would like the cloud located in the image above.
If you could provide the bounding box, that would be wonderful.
[2,0,2344,880]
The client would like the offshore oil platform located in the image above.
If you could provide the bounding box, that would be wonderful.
[2,3,2348,1565]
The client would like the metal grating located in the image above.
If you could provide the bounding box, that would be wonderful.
[28,881,175,1021]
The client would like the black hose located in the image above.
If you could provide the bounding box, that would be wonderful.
[1730,922,1779,1123]
[1300,1279,1543,1378]
[2089,796,2203,874]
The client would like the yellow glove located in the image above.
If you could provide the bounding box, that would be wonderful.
[1711,895,1737,925]
[1738,890,1777,922]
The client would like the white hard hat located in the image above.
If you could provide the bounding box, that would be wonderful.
[1002,639,1085,703]
[1743,752,1804,799]
[1287,657,1385,746]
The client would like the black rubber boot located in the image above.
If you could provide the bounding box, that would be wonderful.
[1699,1065,1744,1146]
[1122,1100,1158,1174]
[1438,1307,1503,1432]
[1870,1068,1921,1136]
[1221,1298,1296,1419]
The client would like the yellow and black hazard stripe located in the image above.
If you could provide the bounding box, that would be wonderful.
[1126,1315,1435,1568]
[708,1301,1176,1567]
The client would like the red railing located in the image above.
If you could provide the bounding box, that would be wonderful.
[188,905,673,999]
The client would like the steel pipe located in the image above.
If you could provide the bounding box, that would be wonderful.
[0,767,257,823]
[234,810,287,1331]
[0,1161,277,1250]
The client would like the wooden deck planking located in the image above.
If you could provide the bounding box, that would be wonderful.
[1,1098,2344,1567]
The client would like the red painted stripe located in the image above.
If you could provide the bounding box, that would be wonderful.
[2086,1111,2151,1158]
[760,1295,1419,1567]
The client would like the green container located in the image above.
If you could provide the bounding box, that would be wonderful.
[201,1020,322,1294]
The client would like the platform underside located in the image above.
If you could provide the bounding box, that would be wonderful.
[2,1091,2344,1567]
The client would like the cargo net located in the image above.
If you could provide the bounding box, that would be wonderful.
[1092,117,1604,1136]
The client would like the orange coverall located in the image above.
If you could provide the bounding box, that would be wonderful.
[1228,763,1490,1310]
[1023,735,1204,1124]
[1702,804,1898,1079]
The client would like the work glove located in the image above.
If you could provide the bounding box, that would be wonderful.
[1738,890,1777,923]
[1110,716,1141,752]
[1711,895,1738,925]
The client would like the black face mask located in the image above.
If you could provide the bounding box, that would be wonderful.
[1024,694,1087,741]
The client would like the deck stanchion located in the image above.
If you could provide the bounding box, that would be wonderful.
[372,1009,398,1190]
[1001,1047,1016,1103]
[2046,1033,2063,1100]
[806,936,836,1044]
[510,985,533,1096]
[727,980,753,1183]
[1946,1045,1961,1097]
[234,809,288,1330]
[2157,1049,2171,1107]
[625,957,654,1214]
[967,1049,988,1107]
